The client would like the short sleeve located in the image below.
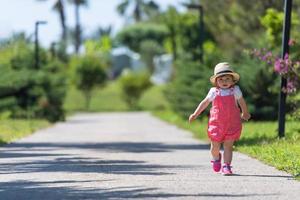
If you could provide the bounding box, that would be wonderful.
[206,87,216,102]
[234,85,243,100]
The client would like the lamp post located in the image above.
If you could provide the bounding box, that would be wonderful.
[278,0,292,138]
[35,21,47,69]
[183,3,204,63]
[50,42,57,59]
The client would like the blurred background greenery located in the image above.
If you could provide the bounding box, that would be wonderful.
[1,0,299,121]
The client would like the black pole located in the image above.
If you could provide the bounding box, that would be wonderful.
[34,21,47,69]
[182,3,204,63]
[199,6,204,63]
[278,0,292,138]
[50,42,57,59]
[34,22,39,69]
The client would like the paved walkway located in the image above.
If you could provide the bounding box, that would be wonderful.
[0,112,299,200]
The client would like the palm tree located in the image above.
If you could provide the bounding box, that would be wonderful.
[68,0,88,54]
[117,0,159,22]
[37,0,67,52]
[91,25,112,40]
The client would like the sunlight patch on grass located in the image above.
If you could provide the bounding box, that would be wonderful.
[0,119,49,145]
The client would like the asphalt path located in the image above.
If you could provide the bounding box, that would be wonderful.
[0,112,299,199]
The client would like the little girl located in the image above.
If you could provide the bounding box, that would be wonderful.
[189,62,250,175]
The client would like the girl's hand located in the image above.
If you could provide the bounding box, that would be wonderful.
[189,113,197,123]
[241,112,251,121]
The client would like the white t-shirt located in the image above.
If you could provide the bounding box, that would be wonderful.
[206,85,242,102]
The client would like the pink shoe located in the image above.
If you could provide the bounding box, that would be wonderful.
[222,163,233,175]
[210,153,222,172]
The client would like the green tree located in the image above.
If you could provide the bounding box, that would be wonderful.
[139,40,164,73]
[117,0,159,22]
[165,53,211,119]
[197,0,283,58]
[0,34,67,122]
[73,55,107,109]
[260,8,300,48]
[37,0,68,58]
[116,23,167,73]
[68,0,88,54]
[119,71,152,109]
[116,23,168,52]
[157,6,180,60]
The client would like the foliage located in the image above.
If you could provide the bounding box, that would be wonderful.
[84,37,112,71]
[248,45,300,119]
[67,0,88,54]
[117,0,159,22]
[139,39,164,73]
[154,6,180,60]
[245,7,300,119]
[236,56,280,120]
[164,53,211,119]
[256,8,300,93]
[198,0,283,58]
[176,12,203,61]
[0,34,67,122]
[36,60,67,122]
[154,7,214,62]
[85,37,112,55]
[116,23,168,52]
[260,8,285,48]
[72,55,107,109]
[260,8,300,48]
[118,71,152,110]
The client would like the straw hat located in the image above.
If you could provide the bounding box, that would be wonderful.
[210,62,240,86]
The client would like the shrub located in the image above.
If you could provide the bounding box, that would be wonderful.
[36,60,67,122]
[116,23,169,52]
[139,40,164,74]
[73,55,107,110]
[0,35,67,122]
[164,54,211,119]
[119,71,152,110]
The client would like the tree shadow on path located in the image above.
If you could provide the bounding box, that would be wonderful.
[0,141,209,175]
[2,141,210,153]
[0,180,278,200]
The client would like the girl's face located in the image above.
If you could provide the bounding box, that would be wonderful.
[216,75,234,89]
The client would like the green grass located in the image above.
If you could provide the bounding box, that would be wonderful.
[64,81,129,113]
[0,119,50,145]
[237,121,300,179]
[64,82,170,113]
[153,110,300,180]
[139,85,170,111]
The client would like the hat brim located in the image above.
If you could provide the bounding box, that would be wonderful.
[210,72,240,86]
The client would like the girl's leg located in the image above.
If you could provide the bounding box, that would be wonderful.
[210,141,221,160]
[210,141,222,172]
[223,140,235,164]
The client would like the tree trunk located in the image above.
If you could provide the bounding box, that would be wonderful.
[84,91,92,110]
[75,3,81,54]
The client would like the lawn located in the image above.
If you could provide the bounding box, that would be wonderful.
[0,119,49,145]
[64,81,129,113]
[64,81,170,113]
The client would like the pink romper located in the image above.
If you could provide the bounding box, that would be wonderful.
[207,87,242,142]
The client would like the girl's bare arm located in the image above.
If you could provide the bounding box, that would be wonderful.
[189,98,210,123]
[238,97,251,120]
